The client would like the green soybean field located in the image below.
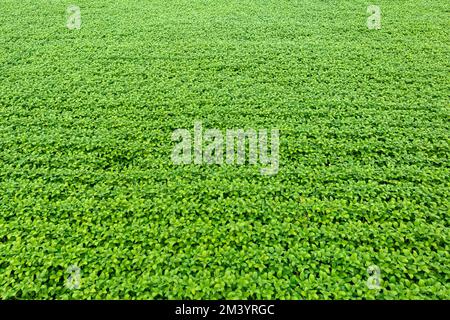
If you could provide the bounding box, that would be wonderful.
[0,0,449,299]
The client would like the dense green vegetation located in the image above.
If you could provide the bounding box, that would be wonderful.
[0,0,448,299]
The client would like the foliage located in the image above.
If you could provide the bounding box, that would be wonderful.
[0,0,448,299]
